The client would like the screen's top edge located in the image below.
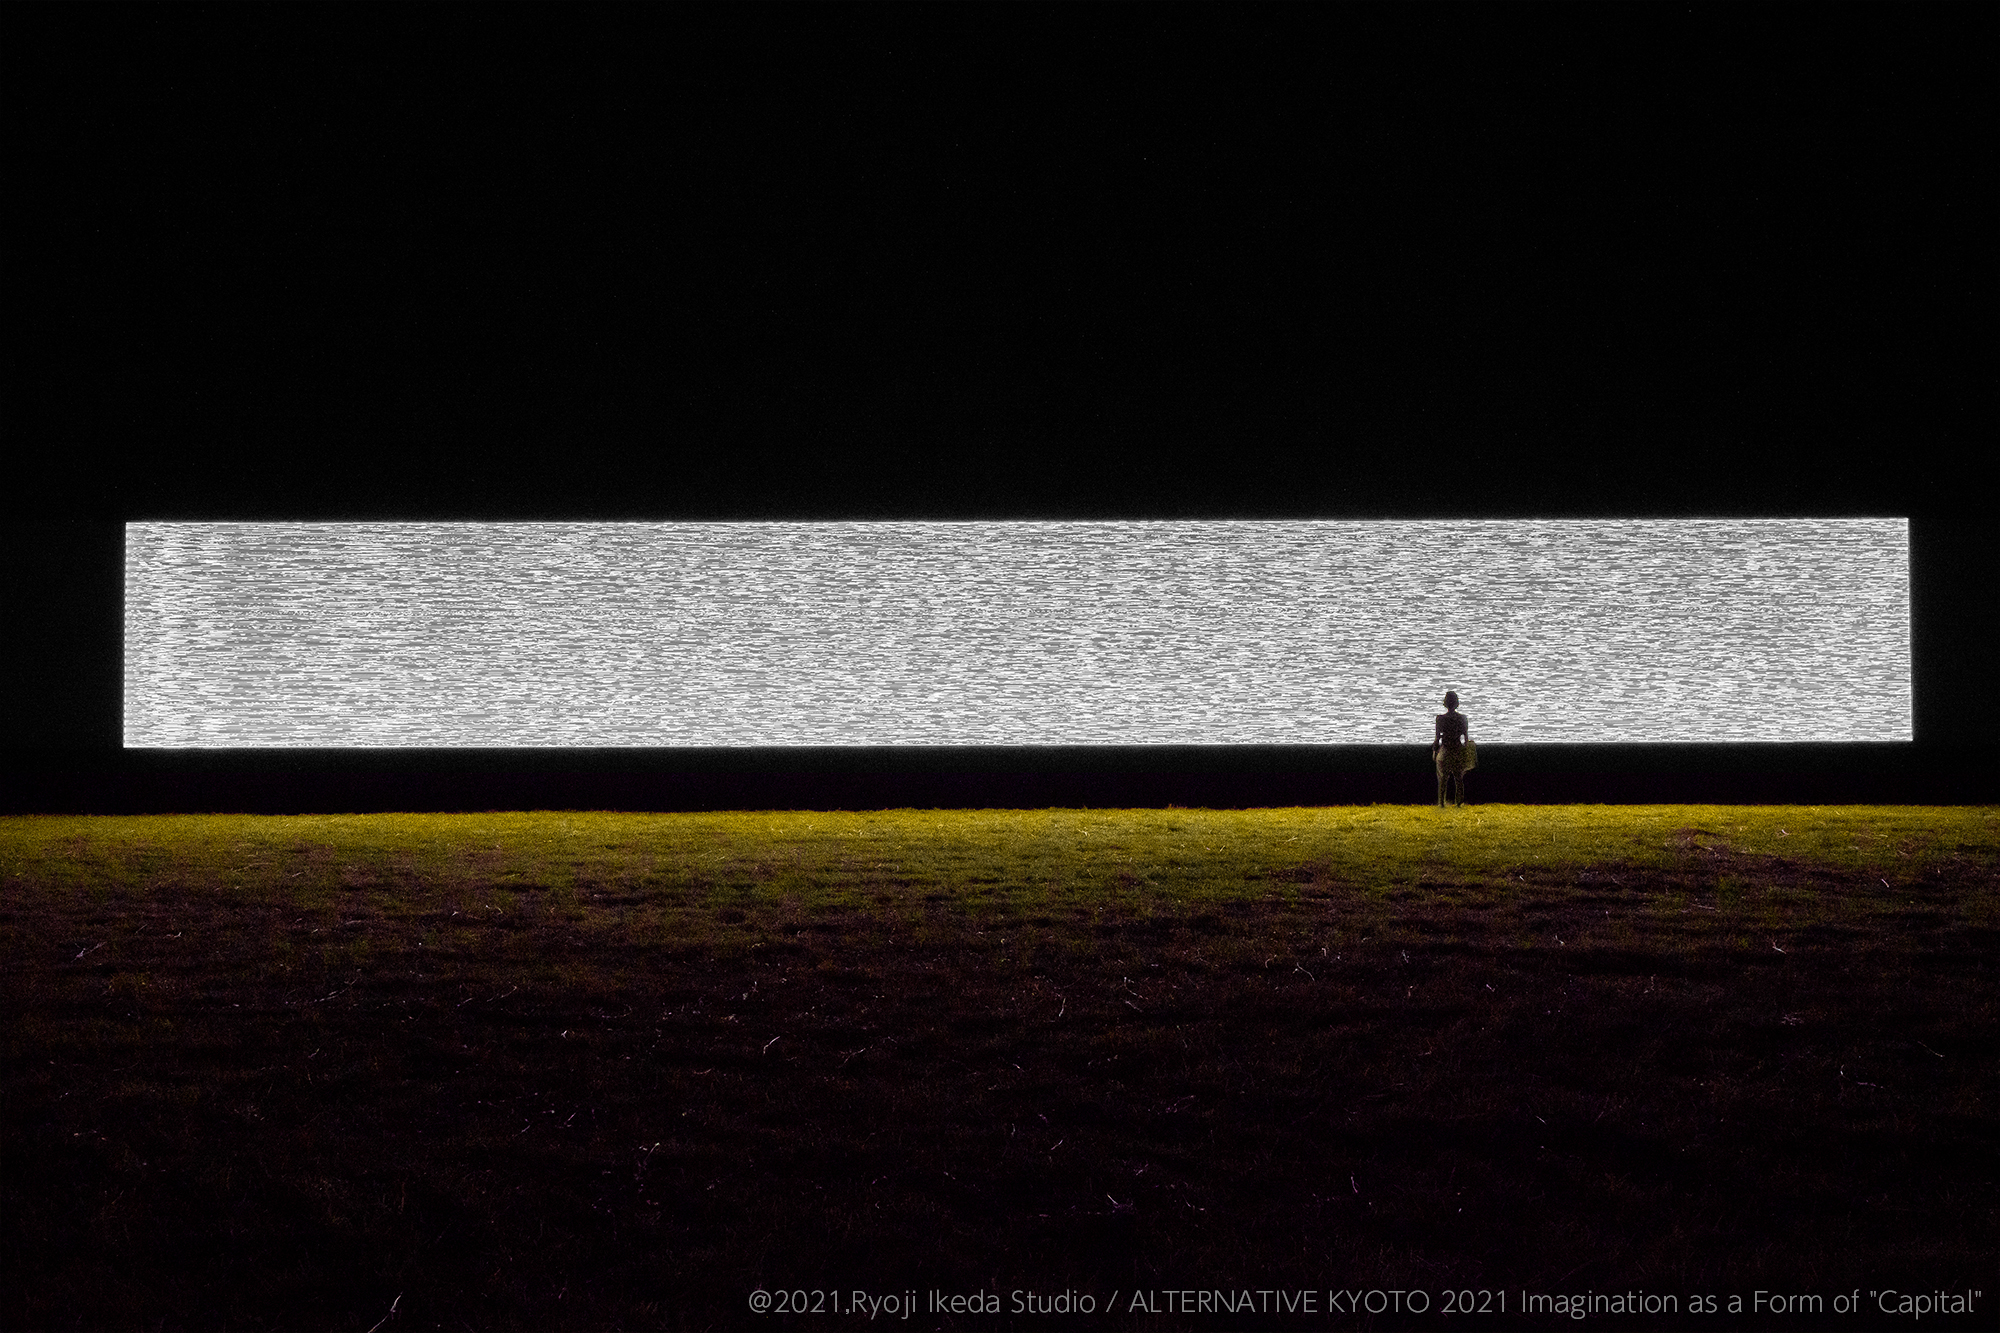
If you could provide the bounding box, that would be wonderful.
[122,517,1915,528]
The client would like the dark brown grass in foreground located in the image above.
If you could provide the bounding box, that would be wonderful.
[3,806,1995,1331]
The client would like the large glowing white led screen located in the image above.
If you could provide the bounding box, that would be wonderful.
[122,520,1910,747]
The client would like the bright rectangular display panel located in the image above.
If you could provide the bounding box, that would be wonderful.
[124,520,1910,747]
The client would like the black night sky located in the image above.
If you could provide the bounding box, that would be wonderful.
[4,2,1993,798]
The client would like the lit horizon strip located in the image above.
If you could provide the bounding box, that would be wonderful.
[123,520,1910,747]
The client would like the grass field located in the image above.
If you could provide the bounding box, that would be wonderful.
[4,805,1995,1331]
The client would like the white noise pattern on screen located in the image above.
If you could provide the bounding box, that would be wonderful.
[123,520,1911,748]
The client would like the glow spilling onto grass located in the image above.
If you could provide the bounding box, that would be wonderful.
[123,520,1910,747]
[7,804,1982,890]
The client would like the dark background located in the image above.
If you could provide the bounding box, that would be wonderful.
[4,2,1992,811]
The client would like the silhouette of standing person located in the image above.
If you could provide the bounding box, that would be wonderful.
[1433,690,1472,807]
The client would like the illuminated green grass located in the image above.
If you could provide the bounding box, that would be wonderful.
[4,805,1995,1331]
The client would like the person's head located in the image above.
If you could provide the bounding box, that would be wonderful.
[1443,691,1459,711]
